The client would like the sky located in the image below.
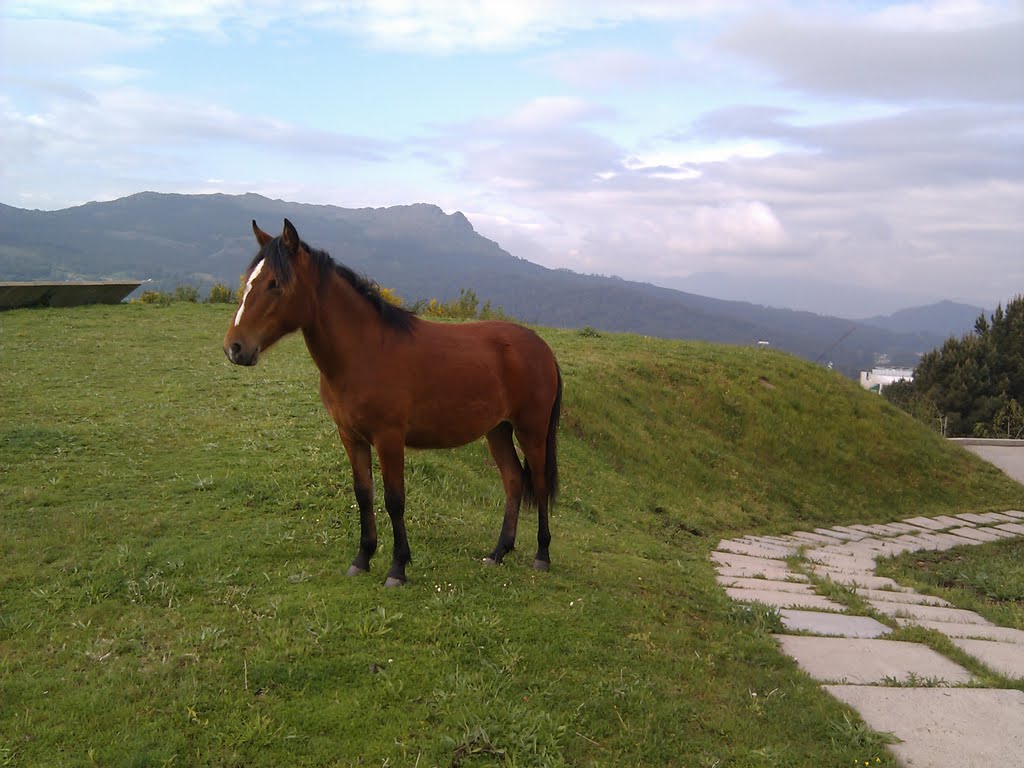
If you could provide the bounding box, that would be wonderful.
[1,1,1022,316]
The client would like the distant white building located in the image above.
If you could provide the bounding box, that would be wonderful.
[860,367,914,393]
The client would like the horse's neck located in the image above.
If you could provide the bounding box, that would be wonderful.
[301,271,381,379]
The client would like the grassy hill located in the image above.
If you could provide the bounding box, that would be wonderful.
[1,303,1020,767]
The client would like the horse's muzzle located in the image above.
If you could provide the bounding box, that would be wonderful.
[225,342,259,366]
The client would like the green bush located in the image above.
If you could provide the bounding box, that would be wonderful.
[138,290,172,306]
[173,284,199,303]
[207,283,236,304]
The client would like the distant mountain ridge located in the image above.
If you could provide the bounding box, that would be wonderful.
[0,192,975,377]
[858,300,987,339]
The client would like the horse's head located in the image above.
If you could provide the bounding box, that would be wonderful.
[223,218,312,366]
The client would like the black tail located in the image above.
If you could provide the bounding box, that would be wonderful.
[523,364,562,508]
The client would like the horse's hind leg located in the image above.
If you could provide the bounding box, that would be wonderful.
[375,434,411,587]
[484,422,524,565]
[519,435,552,571]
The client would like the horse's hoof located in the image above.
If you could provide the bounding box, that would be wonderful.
[383,576,405,588]
[532,559,550,572]
[346,565,368,577]
[482,557,499,567]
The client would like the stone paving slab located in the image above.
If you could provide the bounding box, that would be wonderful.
[975,511,1020,523]
[948,526,1004,542]
[824,686,1024,768]
[778,609,891,638]
[949,638,1024,679]
[853,587,950,607]
[774,635,972,684]
[849,523,908,536]
[814,527,863,541]
[828,525,870,540]
[1003,509,1024,519]
[982,526,1017,539]
[930,514,976,528]
[710,551,790,570]
[845,539,918,558]
[886,522,927,534]
[902,516,947,530]
[956,512,997,524]
[725,587,842,611]
[839,538,892,553]
[815,544,875,559]
[740,535,798,548]
[716,539,795,559]
[894,618,1024,645]
[788,530,841,544]
[715,575,815,594]
[912,531,989,550]
[995,522,1024,535]
[804,551,876,573]
[806,567,909,591]
[874,534,935,553]
[714,565,809,582]
[867,599,993,625]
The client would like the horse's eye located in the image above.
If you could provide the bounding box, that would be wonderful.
[267,279,279,291]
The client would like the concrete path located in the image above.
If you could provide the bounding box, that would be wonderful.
[712,509,1024,767]
[954,438,1024,484]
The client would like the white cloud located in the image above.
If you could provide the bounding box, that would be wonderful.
[0,18,151,73]
[506,96,615,131]
[528,48,670,89]
[720,9,1024,102]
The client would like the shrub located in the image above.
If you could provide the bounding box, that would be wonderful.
[173,284,199,303]
[378,286,404,307]
[415,289,510,321]
[139,290,172,306]
[207,283,236,304]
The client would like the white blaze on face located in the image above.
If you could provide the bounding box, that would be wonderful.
[234,258,265,327]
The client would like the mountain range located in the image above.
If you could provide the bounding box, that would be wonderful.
[0,192,986,378]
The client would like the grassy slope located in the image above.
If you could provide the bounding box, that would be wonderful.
[1,303,1021,767]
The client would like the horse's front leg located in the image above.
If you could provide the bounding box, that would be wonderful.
[341,436,377,576]
[375,434,411,587]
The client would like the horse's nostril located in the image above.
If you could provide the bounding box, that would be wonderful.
[230,342,242,356]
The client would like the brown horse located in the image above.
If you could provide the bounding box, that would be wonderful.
[224,219,562,586]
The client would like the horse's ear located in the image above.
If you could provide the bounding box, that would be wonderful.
[282,218,300,254]
[252,220,273,246]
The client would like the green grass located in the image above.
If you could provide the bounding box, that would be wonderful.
[2,303,1022,767]
[876,538,1024,630]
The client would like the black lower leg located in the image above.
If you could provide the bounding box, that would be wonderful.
[488,501,520,564]
[534,501,551,570]
[384,487,410,585]
[349,485,376,573]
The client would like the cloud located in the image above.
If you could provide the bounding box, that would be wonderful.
[693,105,1024,186]
[527,48,672,89]
[720,10,1024,102]
[0,19,151,72]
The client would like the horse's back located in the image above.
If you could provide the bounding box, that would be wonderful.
[399,320,558,448]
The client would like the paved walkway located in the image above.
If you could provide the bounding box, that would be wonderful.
[713,510,1024,767]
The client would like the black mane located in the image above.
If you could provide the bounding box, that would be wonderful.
[248,237,415,334]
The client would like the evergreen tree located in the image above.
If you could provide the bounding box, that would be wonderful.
[885,295,1024,437]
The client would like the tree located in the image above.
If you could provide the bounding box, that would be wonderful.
[890,295,1024,437]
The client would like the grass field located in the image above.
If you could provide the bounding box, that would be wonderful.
[2,302,1022,767]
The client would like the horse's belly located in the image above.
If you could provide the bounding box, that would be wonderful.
[405,399,505,449]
